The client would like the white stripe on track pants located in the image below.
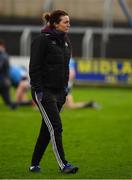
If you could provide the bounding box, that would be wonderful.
[31,88,67,170]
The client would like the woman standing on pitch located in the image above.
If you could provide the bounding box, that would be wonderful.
[29,10,78,174]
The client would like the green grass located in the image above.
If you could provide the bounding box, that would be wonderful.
[0,87,132,179]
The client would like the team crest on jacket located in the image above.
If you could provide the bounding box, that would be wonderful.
[51,41,56,45]
[65,42,68,47]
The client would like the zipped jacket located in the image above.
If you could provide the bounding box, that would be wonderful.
[29,28,71,92]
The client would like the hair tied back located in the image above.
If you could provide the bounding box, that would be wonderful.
[42,12,51,23]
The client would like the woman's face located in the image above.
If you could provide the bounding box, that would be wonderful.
[56,15,70,33]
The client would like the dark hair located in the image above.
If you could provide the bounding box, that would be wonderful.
[43,10,68,28]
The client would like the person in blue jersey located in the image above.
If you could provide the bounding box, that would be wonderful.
[0,39,17,109]
[9,64,27,87]
[65,58,101,109]
[9,64,33,106]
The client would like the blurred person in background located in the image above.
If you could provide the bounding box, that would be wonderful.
[29,10,78,174]
[65,57,101,109]
[0,39,17,110]
[9,64,33,107]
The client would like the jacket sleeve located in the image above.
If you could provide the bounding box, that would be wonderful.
[29,34,47,92]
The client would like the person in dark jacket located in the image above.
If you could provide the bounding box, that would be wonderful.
[0,39,17,109]
[29,10,78,174]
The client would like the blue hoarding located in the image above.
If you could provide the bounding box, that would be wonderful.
[75,58,132,86]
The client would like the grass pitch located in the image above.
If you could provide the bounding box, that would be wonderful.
[0,87,132,179]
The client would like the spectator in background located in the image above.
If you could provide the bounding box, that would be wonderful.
[0,39,17,109]
[65,57,101,109]
[9,64,33,106]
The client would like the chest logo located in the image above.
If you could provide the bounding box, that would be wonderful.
[65,42,68,47]
[51,41,56,45]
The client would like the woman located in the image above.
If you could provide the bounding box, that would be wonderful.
[29,10,78,174]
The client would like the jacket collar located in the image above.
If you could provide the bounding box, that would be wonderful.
[41,25,66,41]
